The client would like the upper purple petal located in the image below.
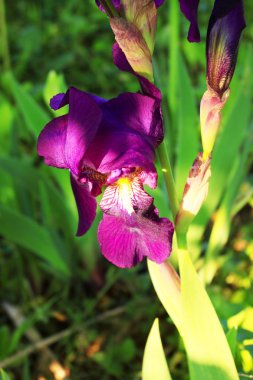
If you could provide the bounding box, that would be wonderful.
[206,0,246,95]
[98,209,174,268]
[65,88,103,175]
[38,88,102,175]
[83,91,163,174]
[179,0,200,42]
[70,175,97,236]
[102,92,163,141]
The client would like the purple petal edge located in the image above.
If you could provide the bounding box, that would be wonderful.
[70,175,97,236]
[179,0,200,42]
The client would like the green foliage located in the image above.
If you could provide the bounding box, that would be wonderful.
[142,318,172,380]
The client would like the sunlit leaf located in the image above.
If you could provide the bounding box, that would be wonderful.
[178,249,239,380]
[147,260,182,331]
[142,318,172,380]
[0,370,11,380]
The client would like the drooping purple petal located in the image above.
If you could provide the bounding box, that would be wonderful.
[206,0,246,96]
[112,42,161,100]
[70,175,97,236]
[37,115,68,169]
[50,93,67,110]
[179,0,200,42]
[98,210,174,268]
[155,0,165,7]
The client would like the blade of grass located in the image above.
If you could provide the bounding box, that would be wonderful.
[142,318,172,380]
[175,51,199,200]
[0,205,70,277]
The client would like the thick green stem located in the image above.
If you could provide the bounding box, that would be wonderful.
[0,0,10,71]
[157,142,179,222]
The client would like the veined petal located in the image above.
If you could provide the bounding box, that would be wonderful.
[70,175,97,236]
[98,210,174,268]
[206,0,246,96]
[100,176,153,215]
[37,115,68,169]
[179,0,200,42]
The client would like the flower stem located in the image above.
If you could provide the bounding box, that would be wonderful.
[157,142,179,222]
[0,0,10,71]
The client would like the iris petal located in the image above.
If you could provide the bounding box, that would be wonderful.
[37,115,68,169]
[179,0,200,42]
[102,92,163,142]
[98,210,174,268]
[38,88,103,175]
[100,176,153,215]
[70,175,97,236]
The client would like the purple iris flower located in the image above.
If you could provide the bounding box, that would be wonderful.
[37,87,174,268]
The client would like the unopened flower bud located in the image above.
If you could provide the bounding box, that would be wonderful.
[200,87,230,158]
[109,0,158,81]
[176,153,211,234]
[206,0,245,97]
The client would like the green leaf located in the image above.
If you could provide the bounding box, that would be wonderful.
[147,260,182,331]
[178,250,239,380]
[0,205,70,277]
[0,370,11,380]
[0,155,75,236]
[43,70,67,116]
[175,52,199,200]
[142,318,172,380]
[203,127,253,283]
[6,72,50,137]
[226,328,238,359]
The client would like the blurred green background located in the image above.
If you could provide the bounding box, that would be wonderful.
[0,1,252,379]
